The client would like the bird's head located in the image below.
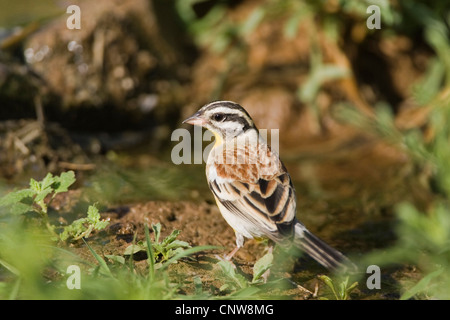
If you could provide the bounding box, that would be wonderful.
[183,101,257,144]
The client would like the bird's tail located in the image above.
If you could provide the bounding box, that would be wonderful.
[294,222,356,272]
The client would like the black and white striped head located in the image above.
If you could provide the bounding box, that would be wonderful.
[183,101,257,140]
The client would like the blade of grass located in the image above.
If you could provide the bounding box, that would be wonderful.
[0,258,20,276]
[159,245,221,271]
[128,232,138,272]
[82,238,113,277]
[144,224,155,281]
[9,277,21,300]
[401,268,443,300]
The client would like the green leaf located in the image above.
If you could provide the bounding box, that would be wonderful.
[162,229,181,246]
[59,229,70,241]
[124,242,146,255]
[160,245,219,271]
[252,252,273,283]
[152,223,162,243]
[318,274,333,286]
[412,58,445,105]
[400,268,444,300]
[284,9,310,39]
[298,64,349,104]
[82,238,113,277]
[34,187,52,203]
[318,275,339,299]
[0,189,35,216]
[166,240,191,250]
[338,277,348,298]
[193,276,203,295]
[0,189,34,207]
[318,275,357,300]
[218,259,248,289]
[95,220,109,230]
[145,224,155,280]
[239,7,265,36]
[0,258,20,276]
[40,173,55,190]
[152,243,163,255]
[105,254,125,265]
[29,179,40,193]
[53,171,76,194]
[87,204,100,221]
[9,201,34,215]
[59,204,108,241]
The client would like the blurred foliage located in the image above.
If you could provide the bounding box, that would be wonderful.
[178,0,450,300]
[335,22,450,299]
[82,154,209,204]
[368,93,450,299]
[0,217,217,299]
[0,0,63,28]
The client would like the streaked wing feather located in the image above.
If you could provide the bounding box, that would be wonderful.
[209,172,296,241]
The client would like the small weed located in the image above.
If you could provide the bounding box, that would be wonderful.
[0,171,76,224]
[80,224,217,299]
[252,251,274,284]
[0,171,109,242]
[317,275,358,300]
[124,222,191,267]
[59,204,109,241]
[216,251,274,295]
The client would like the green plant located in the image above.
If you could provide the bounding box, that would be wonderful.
[0,220,55,299]
[0,171,75,234]
[362,200,450,300]
[318,275,358,300]
[124,222,191,267]
[59,204,109,241]
[216,251,273,295]
[0,220,218,299]
[176,0,265,53]
[336,40,450,299]
[0,171,74,214]
[82,224,218,299]
[0,171,109,242]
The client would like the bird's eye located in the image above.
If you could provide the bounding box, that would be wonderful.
[213,113,226,122]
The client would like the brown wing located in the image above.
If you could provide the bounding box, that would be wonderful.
[208,143,297,242]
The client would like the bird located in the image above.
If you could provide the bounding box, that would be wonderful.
[183,100,354,272]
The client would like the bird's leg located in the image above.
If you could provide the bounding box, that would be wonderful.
[214,246,239,269]
[225,232,245,261]
[215,233,244,266]
[224,246,241,261]
[215,246,240,265]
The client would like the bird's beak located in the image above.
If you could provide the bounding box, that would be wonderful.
[182,111,207,126]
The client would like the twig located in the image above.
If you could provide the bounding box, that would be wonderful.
[58,161,96,171]
[34,95,45,127]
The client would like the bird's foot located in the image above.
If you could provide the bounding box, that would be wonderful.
[214,246,241,268]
